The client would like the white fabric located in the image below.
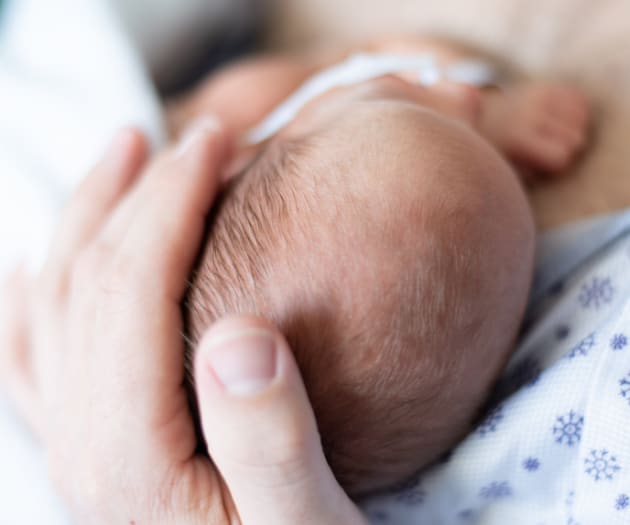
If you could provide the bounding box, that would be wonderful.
[246,52,498,144]
[0,1,166,523]
[0,0,166,278]
[363,210,630,524]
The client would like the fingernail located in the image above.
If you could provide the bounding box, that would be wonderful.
[201,327,277,396]
[176,115,222,157]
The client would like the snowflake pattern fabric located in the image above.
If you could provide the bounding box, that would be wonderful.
[584,449,621,481]
[362,214,630,525]
[553,411,584,446]
[578,276,614,309]
[476,405,504,436]
[567,333,596,359]
[615,494,629,511]
[611,333,628,351]
[620,373,630,406]
[390,472,426,505]
[479,482,512,499]
[523,457,541,472]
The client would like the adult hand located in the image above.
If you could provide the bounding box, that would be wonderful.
[0,122,366,525]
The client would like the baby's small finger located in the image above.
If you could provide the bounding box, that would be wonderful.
[542,117,586,151]
[545,87,591,128]
[47,129,146,280]
[514,126,573,175]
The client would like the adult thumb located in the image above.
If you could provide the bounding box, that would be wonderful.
[194,316,366,525]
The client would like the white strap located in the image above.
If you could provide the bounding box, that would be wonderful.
[246,52,499,145]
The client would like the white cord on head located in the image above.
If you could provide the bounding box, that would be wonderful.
[245,53,499,145]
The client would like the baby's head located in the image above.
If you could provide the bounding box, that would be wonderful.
[186,77,535,496]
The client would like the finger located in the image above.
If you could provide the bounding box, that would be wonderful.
[537,119,587,174]
[540,117,586,152]
[512,124,574,175]
[102,116,228,298]
[74,119,229,411]
[47,129,147,275]
[545,87,590,128]
[0,266,42,437]
[195,316,367,525]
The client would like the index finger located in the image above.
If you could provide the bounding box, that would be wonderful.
[102,117,229,299]
[65,118,230,436]
[46,129,147,284]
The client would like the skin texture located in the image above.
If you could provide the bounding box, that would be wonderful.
[0,126,366,525]
[176,35,588,494]
[186,70,538,493]
[167,36,590,186]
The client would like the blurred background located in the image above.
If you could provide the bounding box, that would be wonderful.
[1,0,629,234]
[107,0,270,94]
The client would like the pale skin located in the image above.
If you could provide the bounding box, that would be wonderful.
[168,36,591,185]
[0,125,366,525]
[0,36,591,524]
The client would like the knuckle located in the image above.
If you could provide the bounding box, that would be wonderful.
[223,423,314,479]
[247,446,313,490]
[277,430,315,470]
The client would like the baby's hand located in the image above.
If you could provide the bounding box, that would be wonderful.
[481,81,591,177]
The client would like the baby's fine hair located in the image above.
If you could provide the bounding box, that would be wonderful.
[185,134,527,495]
